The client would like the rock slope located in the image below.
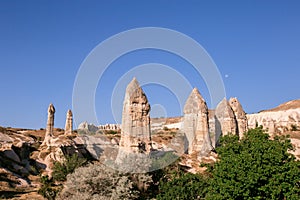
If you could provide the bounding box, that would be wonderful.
[247,100,300,134]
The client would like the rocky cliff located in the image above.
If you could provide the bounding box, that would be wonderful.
[247,100,300,134]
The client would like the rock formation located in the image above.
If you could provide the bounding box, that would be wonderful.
[229,97,248,138]
[183,88,212,156]
[214,98,237,145]
[119,77,152,153]
[247,100,300,134]
[42,103,55,147]
[78,121,100,133]
[64,109,73,135]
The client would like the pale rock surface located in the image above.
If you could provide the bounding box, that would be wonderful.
[151,117,182,131]
[182,88,212,156]
[77,121,99,133]
[290,138,300,160]
[164,122,182,129]
[119,78,152,153]
[229,97,248,138]
[64,109,73,135]
[247,107,300,134]
[214,98,237,144]
[37,135,92,176]
[0,129,36,184]
[208,110,216,147]
[74,135,115,160]
[0,132,14,143]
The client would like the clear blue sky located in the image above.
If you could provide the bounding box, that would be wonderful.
[0,1,299,129]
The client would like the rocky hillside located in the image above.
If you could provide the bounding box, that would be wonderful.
[0,127,57,199]
[247,99,300,134]
[0,127,91,199]
[1,99,300,199]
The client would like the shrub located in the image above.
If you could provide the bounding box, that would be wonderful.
[291,124,298,131]
[163,126,169,131]
[57,162,140,200]
[105,130,117,135]
[52,154,87,182]
[38,175,58,200]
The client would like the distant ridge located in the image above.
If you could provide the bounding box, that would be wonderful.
[259,99,300,113]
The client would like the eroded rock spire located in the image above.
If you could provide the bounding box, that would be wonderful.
[214,98,237,145]
[64,109,73,135]
[119,77,151,153]
[42,103,55,147]
[183,88,213,156]
[229,97,247,138]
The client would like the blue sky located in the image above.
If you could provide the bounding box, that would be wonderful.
[0,1,299,129]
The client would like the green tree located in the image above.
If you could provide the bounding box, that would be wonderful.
[206,126,300,200]
[156,172,209,200]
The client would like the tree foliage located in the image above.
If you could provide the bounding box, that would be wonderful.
[206,126,300,200]
[157,172,209,200]
[154,127,300,200]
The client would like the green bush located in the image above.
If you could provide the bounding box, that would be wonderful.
[52,154,87,182]
[105,130,118,134]
[57,162,140,200]
[38,175,57,200]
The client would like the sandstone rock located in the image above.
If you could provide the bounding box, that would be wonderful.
[168,133,188,155]
[77,121,99,133]
[42,103,55,147]
[74,135,113,160]
[290,138,300,160]
[208,110,217,147]
[229,97,248,138]
[64,109,73,135]
[0,132,13,143]
[183,88,212,156]
[247,100,300,134]
[111,138,119,145]
[119,78,152,153]
[214,98,237,144]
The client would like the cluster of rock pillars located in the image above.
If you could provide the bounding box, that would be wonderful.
[43,77,248,161]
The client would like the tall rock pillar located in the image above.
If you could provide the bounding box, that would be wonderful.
[42,103,55,147]
[119,78,151,153]
[183,88,212,156]
[229,97,248,138]
[214,98,237,146]
[64,109,73,135]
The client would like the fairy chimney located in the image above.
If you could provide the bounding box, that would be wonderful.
[214,98,237,145]
[229,97,248,138]
[183,88,213,155]
[64,109,73,135]
[119,78,151,153]
[42,103,55,147]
